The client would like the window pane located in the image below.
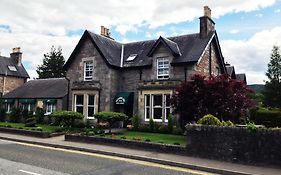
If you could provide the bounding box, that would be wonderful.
[165,108,171,120]
[165,94,171,106]
[153,95,162,106]
[145,108,150,119]
[88,107,95,117]
[76,95,83,105]
[88,95,95,105]
[145,95,150,106]
[153,108,162,119]
[76,106,83,114]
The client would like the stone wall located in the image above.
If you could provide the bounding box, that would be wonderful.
[0,76,26,95]
[185,124,281,165]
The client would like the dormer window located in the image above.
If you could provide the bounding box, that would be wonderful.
[157,57,169,79]
[126,54,137,61]
[8,66,17,72]
[84,61,93,81]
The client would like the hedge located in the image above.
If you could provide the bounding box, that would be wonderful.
[250,107,281,127]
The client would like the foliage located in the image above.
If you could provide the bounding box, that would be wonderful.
[94,111,128,134]
[246,122,258,132]
[25,117,36,127]
[250,107,281,127]
[158,125,169,134]
[167,114,173,133]
[50,111,84,128]
[172,74,255,128]
[172,128,183,135]
[222,120,234,127]
[264,45,281,108]
[149,118,155,132]
[72,119,86,128]
[35,107,45,124]
[36,46,66,79]
[21,109,29,122]
[0,108,6,122]
[197,114,222,126]
[131,114,140,131]
[9,107,21,123]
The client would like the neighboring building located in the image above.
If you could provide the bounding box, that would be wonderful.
[225,63,247,84]
[0,47,29,97]
[2,78,68,114]
[236,73,247,84]
[64,6,228,123]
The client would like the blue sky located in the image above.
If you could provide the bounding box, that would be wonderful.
[0,0,281,84]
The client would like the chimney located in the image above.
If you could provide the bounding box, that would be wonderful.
[10,47,22,67]
[199,6,215,38]
[100,26,114,40]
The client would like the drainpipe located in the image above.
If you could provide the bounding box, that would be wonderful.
[65,76,70,111]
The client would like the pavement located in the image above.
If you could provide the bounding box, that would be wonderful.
[0,132,280,175]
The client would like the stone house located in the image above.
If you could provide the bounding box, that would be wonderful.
[0,47,29,96]
[64,6,228,123]
[2,78,68,114]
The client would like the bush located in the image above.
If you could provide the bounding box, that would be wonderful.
[0,108,6,122]
[72,119,86,128]
[167,114,173,133]
[158,125,169,134]
[131,114,140,131]
[222,120,234,127]
[138,124,150,132]
[25,117,36,127]
[35,107,45,124]
[197,114,222,126]
[9,107,21,123]
[94,111,128,134]
[22,109,29,122]
[50,111,84,128]
[250,107,281,127]
[172,127,183,135]
[149,118,155,132]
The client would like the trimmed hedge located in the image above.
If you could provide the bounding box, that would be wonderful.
[250,107,281,127]
[197,114,222,126]
[50,111,84,128]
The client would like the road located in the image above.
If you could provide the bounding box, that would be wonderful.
[0,139,217,175]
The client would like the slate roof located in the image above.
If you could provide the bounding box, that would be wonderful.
[3,78,68,99]
[64,30,216,69]
[226,66,236,79]
[236,73,246,82]
[147,36,181,57]
[0,56,29,78]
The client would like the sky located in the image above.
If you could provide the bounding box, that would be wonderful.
[0,0,281,84]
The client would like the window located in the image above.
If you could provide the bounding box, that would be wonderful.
[157,57,169,79]
[8,66,17,72]
[75,95,84,114]
[144,95,151,121]
[45,103,56,115]
[126,54,138,61]
[87,95,95,119]
[144,93,171,122]
[84,61,93,81]
[22,104,34,112]
[4,103,11,113]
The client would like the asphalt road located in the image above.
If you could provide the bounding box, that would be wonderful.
[0,139,216,175]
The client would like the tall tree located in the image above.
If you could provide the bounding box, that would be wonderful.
[36,46,66,79]
[264,45,281,107]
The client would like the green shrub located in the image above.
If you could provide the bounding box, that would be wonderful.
[0,108,6,122]
[246,122,258,132]
[25,117,36,127]
[94,111,128,134]
[167,114,173,133]
[149,118,155,132]
[158,124,169,134]
[250,107,281,127]
[138,124,150,132]
[131,114,140,131]
[50,111,84,128]
[172,127,183,135]
[22,109,29,122]
[72,119,86,128]
[35,107,45,124]
[9,107,21,123]
[222,120,234,127]
[197,114,222,126]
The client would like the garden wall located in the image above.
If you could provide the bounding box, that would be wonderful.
[185,124,281,166]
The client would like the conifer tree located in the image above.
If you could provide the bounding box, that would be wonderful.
[36,46,66,79]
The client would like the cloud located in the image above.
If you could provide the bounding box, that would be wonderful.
[255,13,263,17]
[229,29,239,34]
[274,9,281,13]
[221,26,281,84]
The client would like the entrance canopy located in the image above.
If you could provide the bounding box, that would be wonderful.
[19,99,36,104]
[114,92,134,106]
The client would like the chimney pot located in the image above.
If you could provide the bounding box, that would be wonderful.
[13,47,21,53]
[204,6,211,18]
[100,26,113,39]
[199,6,215,38]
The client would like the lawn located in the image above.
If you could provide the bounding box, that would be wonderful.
[0,122,63,133]
[105,131,186,146]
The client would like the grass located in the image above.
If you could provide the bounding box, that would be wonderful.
[104,131,186,146]
[0,122,64,133]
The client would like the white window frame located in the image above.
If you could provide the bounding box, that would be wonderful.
[164,94,172,122]
[84,61,93,81]
[144,94,151,122]
[22,104,33,112]
[5,103,11,113]
[157,57,170,80]
[86,94,95,119]
[45,103,56,115]
[152,94,163,122]
[74,94,84,114]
